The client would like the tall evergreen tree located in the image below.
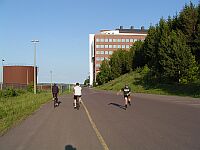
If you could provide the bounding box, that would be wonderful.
[160,30,198,83]
[131,41,145,69]
[177,2,198,39]
[143,26,158,69]
[193,3,200,64]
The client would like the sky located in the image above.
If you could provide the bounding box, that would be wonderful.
[0,0,199,84]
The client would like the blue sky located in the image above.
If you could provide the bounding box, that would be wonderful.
[0,0,199,84]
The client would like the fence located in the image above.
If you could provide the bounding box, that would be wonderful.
[0,83,71,93]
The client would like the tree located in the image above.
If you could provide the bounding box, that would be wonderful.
[84,77,89,85]
[193,3,200,65]
[96,60,111,85]
[176,2,199,64]
[143,16,199,83]
[131,41,145,69]
[109,49,132,79]
[176,2,198,39]
[160,30,198,83]
[143,25,158,69]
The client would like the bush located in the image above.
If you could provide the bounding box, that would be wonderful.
[0,88,18,98]
[27,82,34,92]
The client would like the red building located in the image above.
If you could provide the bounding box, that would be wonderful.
[3,65,37,87]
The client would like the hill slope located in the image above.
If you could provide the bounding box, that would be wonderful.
[97,71,200,98]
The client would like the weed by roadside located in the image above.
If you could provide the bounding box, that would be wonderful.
[0,92,51,135]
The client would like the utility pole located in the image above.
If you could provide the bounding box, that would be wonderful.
[50,70,52,91]
[31,40,39,94]
[1,59,5,90]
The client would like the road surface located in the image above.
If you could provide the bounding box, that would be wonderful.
[0,88,200,150]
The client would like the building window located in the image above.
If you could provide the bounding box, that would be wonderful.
[96,57,100,61]
[109,51,113,55]
[122,39,125,42]
[126,39,129,42]
[101,57,104,61]
[96,38,100,42]
[96,45,100,48]
[134,39,137,42]
[113,45,117,48]
[122,45,125,48]
[113,39,117,42]
[130,39,133,42]
[109,45,112,48]
[109,39,112,42]
[105,39,108,42]
[118,45,121,48]
[100,45,104,48]
[126,45,130,49]
[101,51,104,54]
[118,39,121,42]
[96,51,100,54]
[100,39,104,42]
[105,45,108,48]
[105,51,108,54]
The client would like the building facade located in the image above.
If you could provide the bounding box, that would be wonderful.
[3,65,37,86]
[89,26,148,86]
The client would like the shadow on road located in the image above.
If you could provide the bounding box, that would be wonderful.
[65,145,77,150]
[108,102,126,110]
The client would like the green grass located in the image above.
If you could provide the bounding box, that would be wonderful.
[0,92,52,135]
[97,71,200,98]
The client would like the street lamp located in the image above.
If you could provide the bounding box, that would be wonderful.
[1,59,5,90]
[31,40,39,94]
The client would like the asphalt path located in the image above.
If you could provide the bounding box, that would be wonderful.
[0,88,200,150]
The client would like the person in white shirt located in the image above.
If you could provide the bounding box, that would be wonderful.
[73,83,82,108]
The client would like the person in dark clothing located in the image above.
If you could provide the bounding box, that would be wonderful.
[52,83,59,105]
[117,84,131,109]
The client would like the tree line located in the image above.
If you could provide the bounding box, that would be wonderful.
[96,2,200,85]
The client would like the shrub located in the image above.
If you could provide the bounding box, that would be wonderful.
[1,88,18,98]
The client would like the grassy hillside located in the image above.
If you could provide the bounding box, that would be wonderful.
[97,71,200,98]
[0,92,52,135]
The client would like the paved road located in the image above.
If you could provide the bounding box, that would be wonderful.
[0,88,200,150]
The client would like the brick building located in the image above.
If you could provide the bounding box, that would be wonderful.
[89,26,148,86]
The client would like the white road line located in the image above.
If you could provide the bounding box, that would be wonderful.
[82,101,109,150]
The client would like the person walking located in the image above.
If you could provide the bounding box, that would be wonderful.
[52,83,59,106]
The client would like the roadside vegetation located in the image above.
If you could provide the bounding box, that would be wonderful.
[0,85,72,135]
[93,2,200,98]
[0,88,52,135]
[97,67,200,98]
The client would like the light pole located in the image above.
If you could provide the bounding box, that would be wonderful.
[31,40,39,94]
[50,70,52,91]
[1,59,5,90]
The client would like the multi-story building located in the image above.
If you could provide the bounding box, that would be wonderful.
[89,26,148,86]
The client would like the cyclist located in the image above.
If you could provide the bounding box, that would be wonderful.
[52,83,59,106]
[73,83,82,109]
[118,84,131,109]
